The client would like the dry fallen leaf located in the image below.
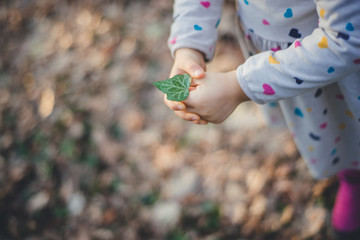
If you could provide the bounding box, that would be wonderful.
[39,87,55,118]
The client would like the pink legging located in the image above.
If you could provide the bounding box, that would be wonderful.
[332,169,360,232]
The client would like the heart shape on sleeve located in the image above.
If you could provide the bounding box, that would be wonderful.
[194,24,203,31]
[262,84,275,95]
[200,1,211,8]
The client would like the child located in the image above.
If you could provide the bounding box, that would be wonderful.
[163,0,360,239]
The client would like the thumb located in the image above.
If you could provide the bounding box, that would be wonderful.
[183,85,201,109]
[184,61,205,79]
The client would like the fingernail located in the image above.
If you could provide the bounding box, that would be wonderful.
[194,70,203,77]
[176,105,185,110]
[191,116,199,121]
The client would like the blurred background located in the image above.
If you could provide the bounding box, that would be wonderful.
[0,0,338,239]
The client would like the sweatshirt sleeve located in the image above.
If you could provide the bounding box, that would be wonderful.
[237,0,360,104]
[168,0,224,61]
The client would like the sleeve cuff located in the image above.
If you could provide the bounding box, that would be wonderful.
[236,64,265,104]
[169,41,215,62]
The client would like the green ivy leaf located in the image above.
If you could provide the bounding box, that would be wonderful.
[153,73,191,101]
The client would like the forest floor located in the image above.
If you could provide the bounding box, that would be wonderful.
[0,0,338,239]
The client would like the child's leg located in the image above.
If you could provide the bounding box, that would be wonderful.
[332,169,360,234]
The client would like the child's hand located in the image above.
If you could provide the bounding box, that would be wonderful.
[183,71,249,124]
[164,48,208,124]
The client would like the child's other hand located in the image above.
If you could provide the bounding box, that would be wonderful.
[164,48,208,124]
[183,71,249,124]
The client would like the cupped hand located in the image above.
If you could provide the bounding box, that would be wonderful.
[164,48,208,124]
[183,70,249,124]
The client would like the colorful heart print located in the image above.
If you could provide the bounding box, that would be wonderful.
[338,123,346,130]
[200,1,211,8]
[319,122,327,129]
[268,102,278,107]
[284,8,293,18]
[271,46,281,52]
[309,132,321,141]
[346,22,354,31]
[289,28,302,38]
[262,84,275,95]
[268,55,280,64]
[168,37,176,45]
[262,19,270,25]
[294,77,303,85]
[331,148,337,156]
[327,67,335,73]
[345,110,354,119]
[294,107,304,118]
[318,36,328,48]
[194,24,202,31]
[310,158,317,164]
[337,32,349,40]
[332,157,340,165]
[215,19,221,28]
[314,88,322,97]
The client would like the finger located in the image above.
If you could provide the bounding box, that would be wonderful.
[195,119,209,125]
[183,101,210,124]
[182,86,202,109]
[175,60,205,79]
[189,86,197,91]
[187,63,205,79]
[164,95,186,111]
[174,110,201,122]
[189,77,203,87]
